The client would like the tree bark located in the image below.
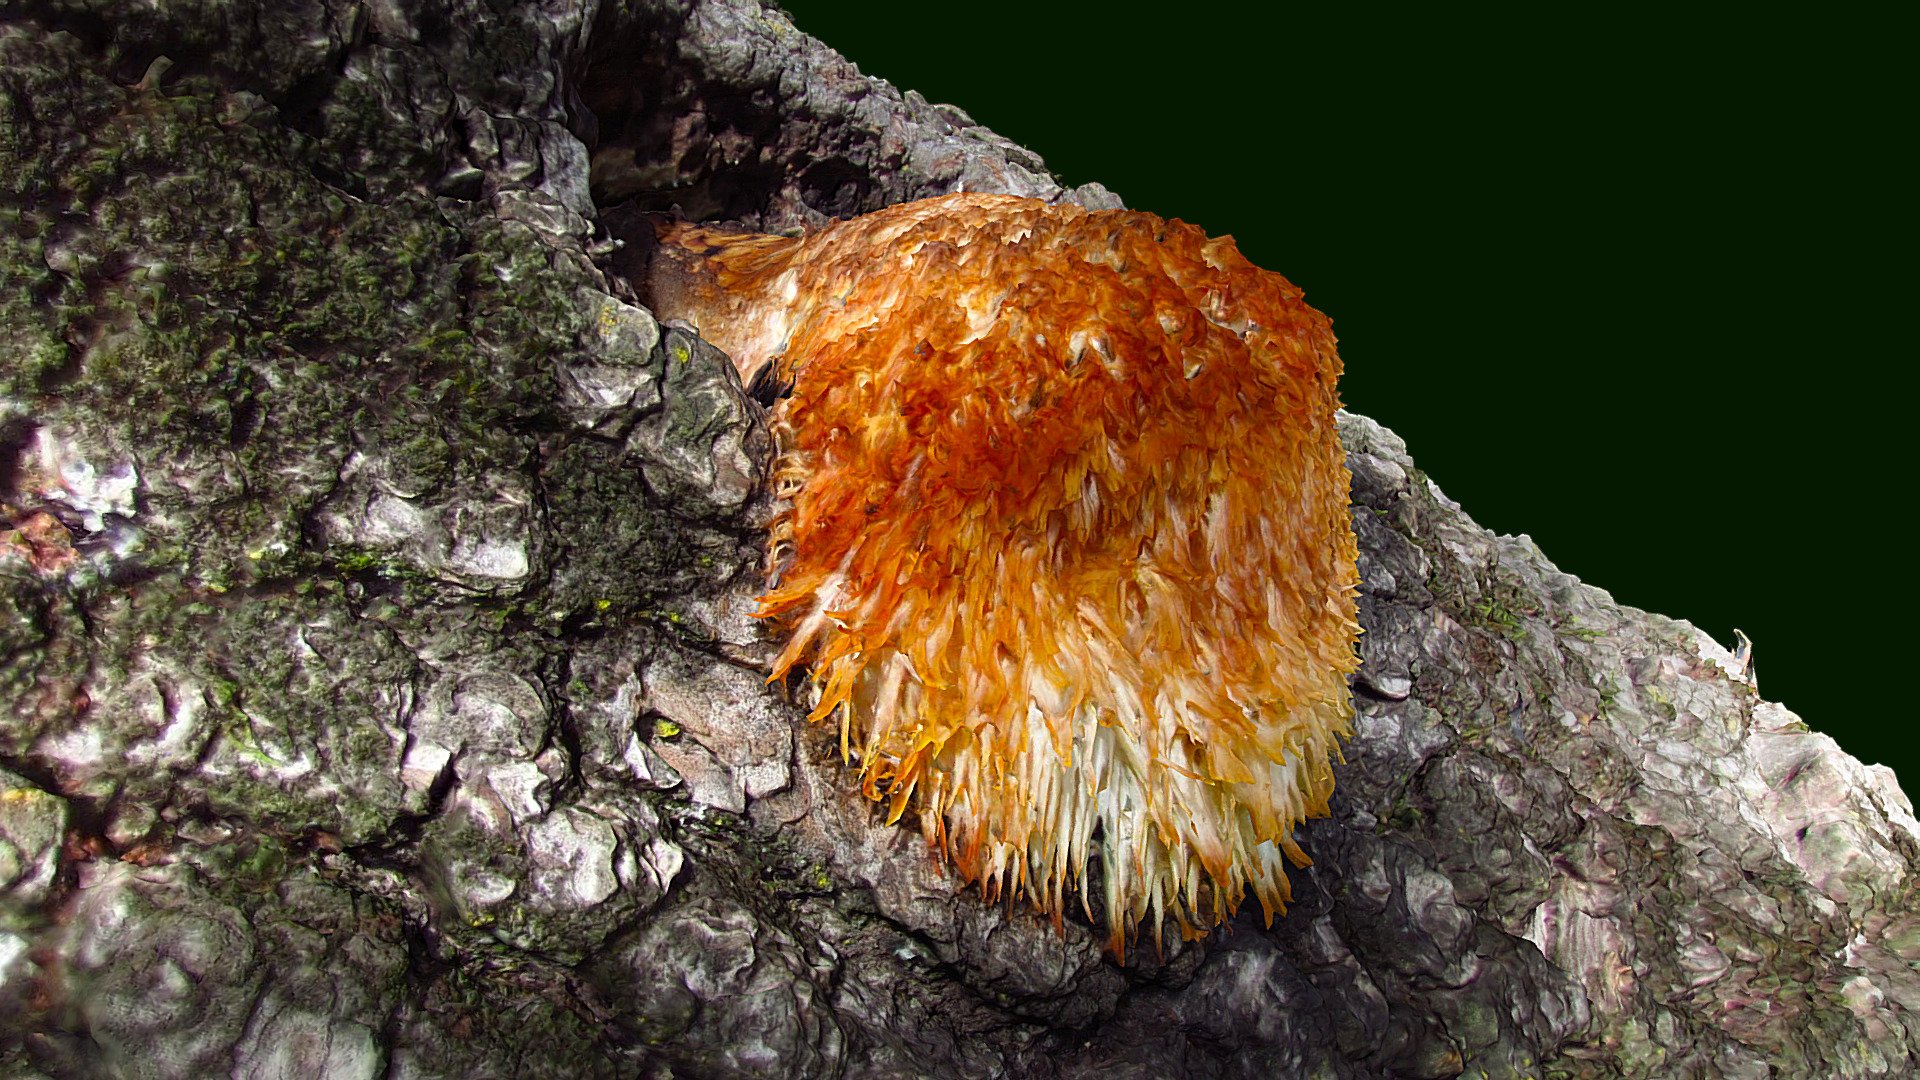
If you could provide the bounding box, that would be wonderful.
[0,3,1913,1077]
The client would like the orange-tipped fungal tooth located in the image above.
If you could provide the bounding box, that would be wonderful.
[645,192,1361,957]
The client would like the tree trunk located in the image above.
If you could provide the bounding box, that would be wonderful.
[0,3,1913,1077]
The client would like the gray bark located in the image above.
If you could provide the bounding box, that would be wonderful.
[0,2,1913,1077]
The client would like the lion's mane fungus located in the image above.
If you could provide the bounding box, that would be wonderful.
[646,193,1360,957]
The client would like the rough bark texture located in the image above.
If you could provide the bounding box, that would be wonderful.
[0,2,1913,1078]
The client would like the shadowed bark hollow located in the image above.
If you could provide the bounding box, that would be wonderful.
[0,3,1913,1078]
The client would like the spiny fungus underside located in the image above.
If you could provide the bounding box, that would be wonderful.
[647,193,1361,958]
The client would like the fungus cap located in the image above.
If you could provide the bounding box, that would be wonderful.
[648,193,1361,957]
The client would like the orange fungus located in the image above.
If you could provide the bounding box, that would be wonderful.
[645,193,1361,957]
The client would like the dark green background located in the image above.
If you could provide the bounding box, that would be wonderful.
[777,4,1911,786]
